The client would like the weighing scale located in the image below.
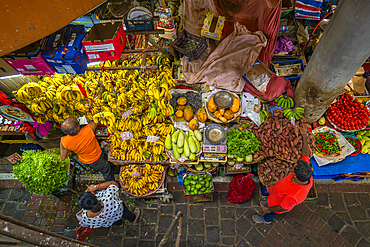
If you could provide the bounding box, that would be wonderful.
[201,126,227,161]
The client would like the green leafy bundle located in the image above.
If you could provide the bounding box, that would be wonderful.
[227,127,261,158]
[13,149,70,195]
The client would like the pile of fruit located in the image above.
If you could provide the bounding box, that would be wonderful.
[327,92,370,131]
[14,75,89,123]
[356,130,370,154]
[185,162,219,171]
[120,164,164,196]
[174,96,207,130]
[165,129,203,161]
[314,132,340,156]
[247,109,316,162]
[258,157,295,187]
[183,173,213,195]
[275,95,294,109]
[207,95,240,122]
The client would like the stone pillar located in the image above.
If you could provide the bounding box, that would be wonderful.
[294,0,370,123]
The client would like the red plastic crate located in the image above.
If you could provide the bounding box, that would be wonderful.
[94,125,109,137]
[82,22,126,62]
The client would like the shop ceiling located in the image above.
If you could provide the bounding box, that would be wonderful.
[0,0,105,57]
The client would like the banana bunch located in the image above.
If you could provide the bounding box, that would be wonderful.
[260,110,271,124]
[283,107,305,120]
[120,164,164,195]
[14,83,43,103]
[93,111,116,126]
[275,95,294,109]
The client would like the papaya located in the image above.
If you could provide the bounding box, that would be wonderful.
[189,119,199,130]
[184,105,194,121]
[230,97,240,113]
[207,96,217,113]
[224,109,234,120]
[177,97,187,106]
[176,105,185,111]
[176,110,184,118]
[214,110,220,118]
[219,108,225,116]
[196,107,207,123]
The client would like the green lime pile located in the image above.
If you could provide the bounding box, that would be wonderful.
[184,174,213,195]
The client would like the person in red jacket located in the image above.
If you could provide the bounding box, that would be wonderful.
[253,126,313,224]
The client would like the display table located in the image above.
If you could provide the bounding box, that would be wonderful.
[311,153,370,176]
[0,126,23,135]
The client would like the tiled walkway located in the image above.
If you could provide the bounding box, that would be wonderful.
[1,179,370,246]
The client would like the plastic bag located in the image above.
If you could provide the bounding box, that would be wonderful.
[227,174,255,204]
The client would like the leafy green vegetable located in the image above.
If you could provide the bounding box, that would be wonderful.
[227,127,261,158]
[13,149,70,195]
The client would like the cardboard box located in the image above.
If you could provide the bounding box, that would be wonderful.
[5,53,55,75]
[0,58,19,77]
[82,22,126,62]
[43,25,88,74]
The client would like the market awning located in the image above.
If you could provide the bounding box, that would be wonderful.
[0,0,105,57]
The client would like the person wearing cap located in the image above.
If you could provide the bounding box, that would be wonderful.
[60,117,114,182]
[253,125,313,224]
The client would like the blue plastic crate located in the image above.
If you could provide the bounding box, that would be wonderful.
[124,20,155,31]
[271,59,305,81]
[20,143,44,151]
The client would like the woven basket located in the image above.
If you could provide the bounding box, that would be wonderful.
[119,166,167,197]
[274,151,296,163]
[258,169,273,188]
[205,92,241,123]
[185,164,218,173]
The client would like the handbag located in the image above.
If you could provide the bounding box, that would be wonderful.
[75,225,98,241]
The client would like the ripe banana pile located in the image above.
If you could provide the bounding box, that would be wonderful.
[260,110,271,124]
[120,164,164,195]
[283,107,305,120]
[275,95,294,109]
[13,74,89,124]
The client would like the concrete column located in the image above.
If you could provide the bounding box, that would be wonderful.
[294,0,370,123]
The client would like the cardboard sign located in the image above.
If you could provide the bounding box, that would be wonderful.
[146,135,160,142]
[6,153,22,164]
[131,171,141,177]
[121,109,133,119]
[121,131,133,141]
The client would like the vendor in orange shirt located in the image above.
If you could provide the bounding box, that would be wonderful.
[253,125,313,224]
[60,117,115,182]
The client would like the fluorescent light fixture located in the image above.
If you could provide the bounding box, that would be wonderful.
[0,74,22,79]
[87,62,102,67]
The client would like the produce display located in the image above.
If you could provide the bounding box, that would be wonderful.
[207,95,240,123]
[260,110,271,124]
[356,130,370,154]
[258,157,295,187]
[185,161,219,171]
[274,95,294,109]
[346,137,357,148]
[13,149,70,195]
[183,173,213,195]
[227,124,261,163]
[283,107,305,120]
[247,109,316,162]
[327,92,370,131]
[314,132,340,155]
[165,129,203,161]
[120,164,164,196]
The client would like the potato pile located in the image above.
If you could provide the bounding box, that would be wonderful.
[258,157,295,187]
[246,109,316,162]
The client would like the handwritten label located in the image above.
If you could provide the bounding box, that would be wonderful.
[146,135,160,142]
[121,131,133,141]
[290,116,296,127]
[178,156,186,162]
[121,109,133,119]
[234,164,244,170]
[131,171,141,177]
[6,153,22,164]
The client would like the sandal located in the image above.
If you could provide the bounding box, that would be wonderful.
[133,208,140,223]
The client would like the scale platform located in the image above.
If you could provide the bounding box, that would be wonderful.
[202,128,227,161]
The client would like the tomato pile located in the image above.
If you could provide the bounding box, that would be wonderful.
[327,92,370,131]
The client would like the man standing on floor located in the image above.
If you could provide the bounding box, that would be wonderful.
[253,126,313,224]
[60,117,115,182]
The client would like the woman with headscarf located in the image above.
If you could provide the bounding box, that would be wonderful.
[78,181,140,228]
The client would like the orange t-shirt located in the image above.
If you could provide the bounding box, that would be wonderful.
[267,156,313,214]
[61,124,102,164]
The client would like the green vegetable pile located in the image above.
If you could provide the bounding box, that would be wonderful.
[184,174,213,195]
[314,132,340,155]
[13,149,70,195]
[227,126,261,162]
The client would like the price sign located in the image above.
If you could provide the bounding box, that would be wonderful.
[234,164,244,170]
[178,156,186,162]
[146,135,160,142]
[6,153,22,164]
[131,171,141,177]
[121,131,133,141]
[290,116,296,127]
[121,108,133,119]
